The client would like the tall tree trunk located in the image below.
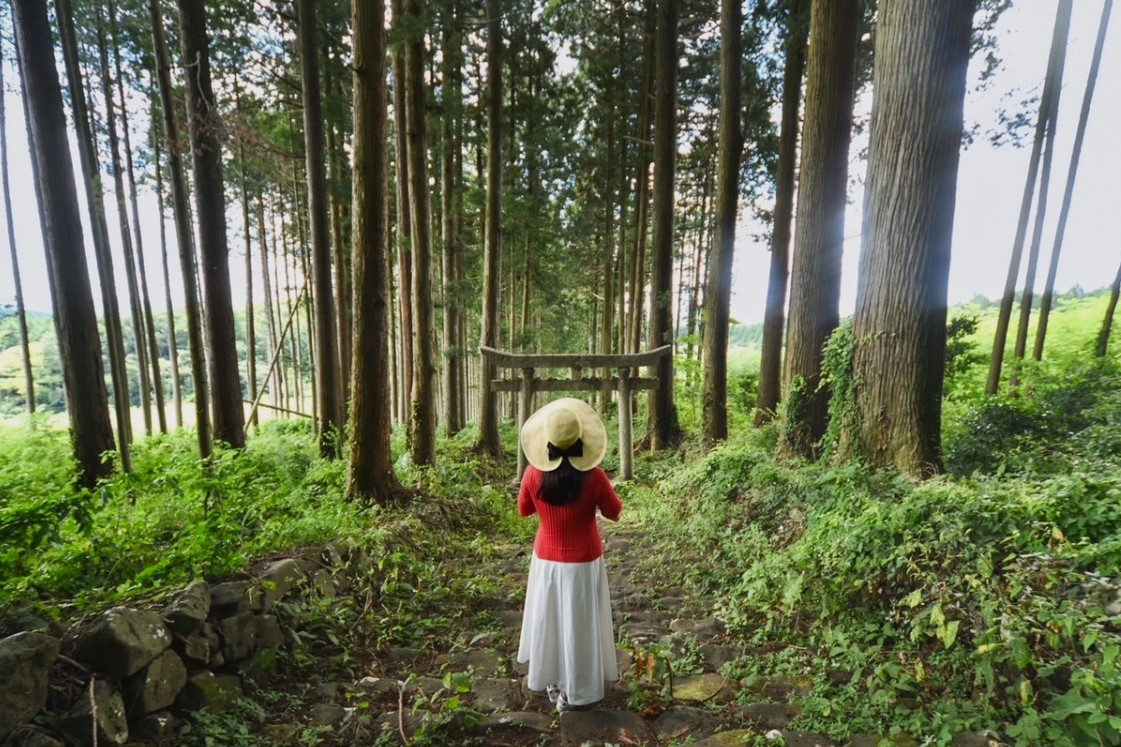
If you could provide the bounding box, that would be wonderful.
[324,49,352,401]
[109,0,165,434]
[441,0,462,435]
[238,136,258,430]
[781,0,860,458]
[0,28,35,414]
[152,116,183,428]
[151,0,211,457]
[348,0,407,505]
[257,197,279,409]
[986,0,1072,394]
[844,0,974,476]
[476,0,503,455]
[1034,0,1113,360]
[56,0,132,471]
[291,158,318,422]
[628,1,656,355]
[178,0,245,448]
[647,0,681,450]
[13,0,116,487]
[405,0,436,466]
[272,210,291,411]
[297,0,345,455]
[95,0,153,437]
[702,0,743,446]
[391,0,414,426]
[1098,257,1121,357]
[756,0,808,425]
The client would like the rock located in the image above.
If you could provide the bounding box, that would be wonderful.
[692,731,757,747]
[669,616,725,638]
[175,672,243,712]
[559,709,649,746]
[57,680,129,746]
[385,646,431,667]
[376,709,425,741]
[71,608,172,679]
[742,702,801,729]
[742,674,815,700]
[164,581,210,635]
[265,724,300,742]
[6,727,65,747]
[674,673,737,704]
[309,703,348,726]
[132,711,178,743]
[258,558,306,609]
[951,732,1006,747]
[256,614,285,650]
[217,612,258,663]
[314,682,345,701]
[656,596,685,610]
[618,621,666,642]
[0,631,60,738]
[357,676,402,695]
[480,711,554,735]
[826,669,854,686]
[654,705,719,739]
[493,610,523,631]
[777,731,837,747]
[241,648,281,682]
[122,649,188,716]
[309,569,338,599]
[470,679,512,713]
[209,581,262,617]
[434,649,503,675]
[701,643,741,672]
[175,623,219,668]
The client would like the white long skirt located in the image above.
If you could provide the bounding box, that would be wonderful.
[517,553,618,706]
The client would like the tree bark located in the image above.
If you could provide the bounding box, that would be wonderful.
[476,0,503,456]
[441,0,463,436]
[628,1,656,356]
[0,27,35,414]
[297,0,346,455]
[257,197,279,409]
[1098,257,1121,357]
[109,0,166,435]
[405,0,437,466]
[95,0,153,437]
[701,0,743,446]
[178,0,245,448]
[324,49,352,401]
[348,0,407,505]
[237,128,258,430]
[985,0,1072,394]
[150,0,212,458]
[152,114,183,428]
[1033,0,1113,361]
[756,0,808,425]
[647,0,681,450]
[781,0,860,458]
[844,0,974,476]
[391,0,414,426]
[56,0,133,471]
[13,0,116,488]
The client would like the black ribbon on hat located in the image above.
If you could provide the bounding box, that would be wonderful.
[547,439,584,461]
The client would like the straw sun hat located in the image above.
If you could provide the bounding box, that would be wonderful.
[520,397,607,473]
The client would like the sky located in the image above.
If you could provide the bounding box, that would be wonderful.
[0,0,1119,329]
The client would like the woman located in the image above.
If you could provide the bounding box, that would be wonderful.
[516,397,622,710]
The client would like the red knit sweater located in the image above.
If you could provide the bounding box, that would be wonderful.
[518,466,623,563]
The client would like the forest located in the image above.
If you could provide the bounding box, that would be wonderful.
[1,0,1120,744]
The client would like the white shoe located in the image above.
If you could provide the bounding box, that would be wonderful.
[554,690,570,713]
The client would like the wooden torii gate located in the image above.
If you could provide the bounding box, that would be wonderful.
[481,345,672,480]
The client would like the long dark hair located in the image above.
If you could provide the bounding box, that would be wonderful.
[539,454,587,507]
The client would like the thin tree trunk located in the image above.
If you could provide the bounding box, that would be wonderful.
[441,0,462,435]
[325,48,352,401]
[1098,258,1121,357]
[257,197,279,409]
[238,132,258,430]
[270,208,290,410]
[1034,0,1113,361]
[152,114,183,428]
[986,0,1072,394]
[56,0,133,471]
[781,0,861,458]
[297,0,345,454]
[844,0,974,476]
[13,0,116,487]
[291,154,319,424]
[686,171,712,367]
[703,0,744,445]
[391,0,414,427]
[405,0,436,465]
[178,0,245,448]
[109,0,165,434]
[648,0,681,449]
[757,0,808,425]
[95,0,153,437]
[348,0,407,505]
[629,1,656,355]
[477,0,503,455]
[0,28,35,414]
[150,0,211,457]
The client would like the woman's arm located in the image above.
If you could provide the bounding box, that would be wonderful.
[595,468,622,521]
[517,469,537,517]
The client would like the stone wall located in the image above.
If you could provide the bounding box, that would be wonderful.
[0,542,369,746]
